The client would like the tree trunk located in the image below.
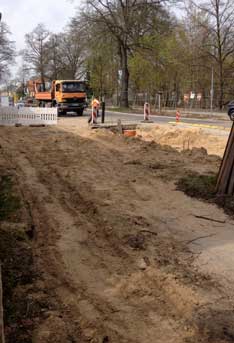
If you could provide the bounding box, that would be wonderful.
[216,0,224,110]
[219,64,224,110]
[119,45,129,108]
[40,70,46,91]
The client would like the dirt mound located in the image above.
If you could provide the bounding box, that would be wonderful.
[136,125,228,156]
[0,121,233,342]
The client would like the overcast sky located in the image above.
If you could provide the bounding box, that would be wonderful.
[1,0,78,51]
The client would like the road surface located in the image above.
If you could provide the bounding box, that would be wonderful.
[95,109,232,130]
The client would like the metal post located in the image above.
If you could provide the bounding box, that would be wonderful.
[210,67,214,111]
[101,101,105,123]
[158,93,161,113]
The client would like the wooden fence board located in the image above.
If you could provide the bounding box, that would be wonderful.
[0,265,4,343]
[227,167,234,195]
[216,123,234,195]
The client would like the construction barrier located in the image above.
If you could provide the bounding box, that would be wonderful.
[0,107,57,126]
[176,110,181,122]
[123,129,136,137]
[91,106,98,124]
[144,102,150,121]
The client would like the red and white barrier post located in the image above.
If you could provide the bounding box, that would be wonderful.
[176,109,181,123]
[91,105,98,124]
[144,102,150,121]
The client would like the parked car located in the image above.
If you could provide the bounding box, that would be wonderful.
[15,102,25,109]
[228,101,234,121]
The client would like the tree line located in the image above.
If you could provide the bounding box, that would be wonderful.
[2,0,234,109]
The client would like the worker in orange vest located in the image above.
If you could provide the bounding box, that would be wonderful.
[92,98,100,117]
[88,97,100,124]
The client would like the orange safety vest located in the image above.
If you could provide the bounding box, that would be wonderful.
[92,99,100,109]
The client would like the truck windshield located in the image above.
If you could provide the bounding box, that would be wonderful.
[62,82,86,93]
[36,82,51,92]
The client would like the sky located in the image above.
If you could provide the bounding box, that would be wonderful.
[1,0,181,79]
[1,0,79,76]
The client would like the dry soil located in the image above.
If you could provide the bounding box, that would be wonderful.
[0,118,234,343]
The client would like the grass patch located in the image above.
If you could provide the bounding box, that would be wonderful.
[177,173,217,200]
[177,172,234,216]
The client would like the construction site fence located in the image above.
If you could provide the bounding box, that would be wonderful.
[103,94,227,113]
[0,107,57,126]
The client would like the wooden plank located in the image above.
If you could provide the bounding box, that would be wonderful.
[91,123,137,130]
[216,123,234,191]
[0,265,5,343]
[227,161,234,195]
[217,145,234,194]
[227,172,234,195]
[225,125,234,195]
[216,123,234,194]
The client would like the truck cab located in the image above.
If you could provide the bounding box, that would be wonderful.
[27,79,87,116]
[54,80,87,116]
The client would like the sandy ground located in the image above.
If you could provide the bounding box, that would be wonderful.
[136,124,229,157]
[1,117,234,343]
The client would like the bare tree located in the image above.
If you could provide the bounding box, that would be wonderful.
[23,24,50,89]
[14,61,31,98]
[47,34,63,80]
[0,22,15,81]
[188,0,234,108]
[82,0,172,107]
[59,30,85,79]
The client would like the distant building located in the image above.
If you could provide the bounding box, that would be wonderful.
[0,94,14,107]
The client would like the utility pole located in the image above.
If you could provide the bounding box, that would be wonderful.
[210,67,214,111]
[158,91,162,114]
[101,96,105,123]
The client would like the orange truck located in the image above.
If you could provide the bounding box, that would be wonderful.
[27,79,87,116]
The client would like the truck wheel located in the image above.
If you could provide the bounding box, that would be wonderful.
[57,109,65,116]
[52,100,57,107]
[39,101,45,108]
[76,109,84,116]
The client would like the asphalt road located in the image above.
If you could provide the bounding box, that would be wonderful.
[103,110,232,129]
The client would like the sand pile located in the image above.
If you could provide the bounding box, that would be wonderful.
[137,125,228,156]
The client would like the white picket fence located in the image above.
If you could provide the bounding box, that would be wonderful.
[0,107,57,126]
